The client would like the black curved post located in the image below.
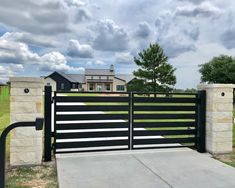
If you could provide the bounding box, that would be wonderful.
[0,118,43,188]
[44,85,52,162]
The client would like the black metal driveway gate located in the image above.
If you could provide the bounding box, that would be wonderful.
[43,86,206,161]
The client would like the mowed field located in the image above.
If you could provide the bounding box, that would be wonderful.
[0,94,10,158]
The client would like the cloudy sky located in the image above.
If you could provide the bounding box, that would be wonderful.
[0,0,235,88]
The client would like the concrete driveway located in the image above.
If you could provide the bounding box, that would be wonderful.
[56,148,235,188]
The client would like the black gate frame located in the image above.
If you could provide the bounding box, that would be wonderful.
[43,86,206,162]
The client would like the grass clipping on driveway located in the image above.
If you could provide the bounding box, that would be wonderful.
[6,161,58,188]
[214,148,235,168]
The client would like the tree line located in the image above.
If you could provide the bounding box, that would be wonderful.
[128,43,235,93]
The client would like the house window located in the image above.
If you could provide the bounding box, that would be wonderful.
[97,84,102,91]
[72,84,76,89]
[116,85,125,91]
[106,84,110,91]
[99,76,101,80]
[89,83,94,91]
[91,76,93,79]
[107,76,109,80]
[61,83,64,90]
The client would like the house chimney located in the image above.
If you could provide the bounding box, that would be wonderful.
[110,64,114,72]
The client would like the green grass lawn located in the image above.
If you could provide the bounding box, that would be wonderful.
[6,162,57,188]
[0,96,10,158]
[66,93,100,96]
[233,109,235,146]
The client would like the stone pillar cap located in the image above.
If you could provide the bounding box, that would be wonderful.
[10,77,43,83]
[198,83,235,89]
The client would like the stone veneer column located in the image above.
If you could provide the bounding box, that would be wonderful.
[198,84,235,154]
[10,77,43,166]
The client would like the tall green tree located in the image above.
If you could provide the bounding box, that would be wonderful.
[129,43,176,92]
[199,55,235,83]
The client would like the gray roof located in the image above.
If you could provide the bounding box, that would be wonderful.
[56,72,85,83]
[115,74,134,83]
[46,71,134,83]
[67,74,85,83]
[57,72,76,82]
[85,69,115,76]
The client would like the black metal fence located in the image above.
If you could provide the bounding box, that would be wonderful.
[131,92,206,151]
[54,92,130,154]
[44,86,206,160]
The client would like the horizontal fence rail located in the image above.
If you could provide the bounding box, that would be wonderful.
[55,96,129,102]
[56,114,129,121]
[57,122,129,130]
[56,105,130,112]
[133,97,196,103]
[133,122,196,128]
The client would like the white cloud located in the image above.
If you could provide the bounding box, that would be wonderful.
[92,19,129,52]
[0,0,71,35]
[183,27,200,41]
[0,34,84,72]
[67,39,94,58]
[9,64,24,72]
[64,0,88,7]
[177,0,206,4]
[175,2,222,18]
[155,12,198,58]
[1,32,58,47]
[115,52,133,64]
[75,8,92,22]
[0,64,24,82]
[0,0,234,88]
[0,65,11,81]
[0,38,40,64]
[135,21,151,38]
[220,28,235,49]
[86,60,106,66]
[94,60,105,65]
[160,36,196,58]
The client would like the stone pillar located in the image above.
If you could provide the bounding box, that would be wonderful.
[10,77,43,166]
[198,84,234,155]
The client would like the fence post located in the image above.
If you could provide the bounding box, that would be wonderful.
[129,92,133,150]
[44,86,52,161]
[10,77,43,166]
[197,90,206,153]
[198,84,234,154]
